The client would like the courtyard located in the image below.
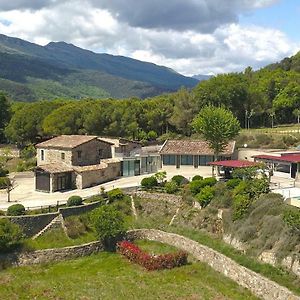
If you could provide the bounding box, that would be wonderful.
[0,168,213,210]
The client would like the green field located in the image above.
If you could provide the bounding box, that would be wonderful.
[0,241,258,300]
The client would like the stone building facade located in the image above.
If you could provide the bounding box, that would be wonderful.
[35,135,120,192]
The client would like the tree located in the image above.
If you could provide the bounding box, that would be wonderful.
[192,106,240,160]
[0,93,11,142]
[91,206,126,249]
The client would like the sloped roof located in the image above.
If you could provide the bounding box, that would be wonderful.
[159,140,235,155]
[36,163,74,174]
[253,154,300,163]
[36,135,98,149]
[209,160,258,168]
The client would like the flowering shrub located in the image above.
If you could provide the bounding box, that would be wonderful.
[117,241,188,271]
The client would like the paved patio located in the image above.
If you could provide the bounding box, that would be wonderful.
[0,168,212,210]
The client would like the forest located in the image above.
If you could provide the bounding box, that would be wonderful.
[1,50,300,145]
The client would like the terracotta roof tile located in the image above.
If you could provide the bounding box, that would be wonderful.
[159,140,235,155]
[36,135,98,149]
[36,164,74,174]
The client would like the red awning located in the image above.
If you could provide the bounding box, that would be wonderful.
[208,160,258,168]
[253,154,300,163]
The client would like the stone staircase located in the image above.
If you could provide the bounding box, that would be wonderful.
[32,214,67,240]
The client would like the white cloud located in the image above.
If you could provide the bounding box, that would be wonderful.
[0,0,298,76]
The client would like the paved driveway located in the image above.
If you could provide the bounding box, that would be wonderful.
[0,168,212,210]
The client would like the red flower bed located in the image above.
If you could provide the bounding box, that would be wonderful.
[117,241,188,271]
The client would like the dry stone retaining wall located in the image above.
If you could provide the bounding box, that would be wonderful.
[59,201,101,218]
[127,229,299,300]
[1,201,102,237]
[0,241,103,268]
[2,212,59,237]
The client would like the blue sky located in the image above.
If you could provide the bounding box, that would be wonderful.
[240,0,300,43]
[0,0,299,75]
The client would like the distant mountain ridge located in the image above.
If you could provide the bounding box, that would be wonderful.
[0,34,198,101]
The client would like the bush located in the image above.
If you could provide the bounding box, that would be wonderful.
[92,206,126,248]
[7,204,25,216]
[232,194,251,220]
[248,178,270,198]
[226,178,241,189]
[0,210,5,216]
[64,215,89,239]
[141,176,158,189]
[189,177,217,195]
[107,188,124,202]
[165,181,179,194]
[195,186,215,208]
[0,177,10,189]
[283,209,300,232]
[210,182,232,208]
[0,219,23,252]
[189,180,203,195]
[117,241,188,271]
[171,175,189,186]
[67,196,83,207]
[192,175,203,181]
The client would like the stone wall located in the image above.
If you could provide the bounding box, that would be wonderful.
[133,191,182,205]
[59,201,101,218]
[2,212,59,237]
[0,241,103,268]
[78,161,120,189]
[127,229,299,300]
[224,234,300,278]
[259,251,300,278]
[1,202,101,237]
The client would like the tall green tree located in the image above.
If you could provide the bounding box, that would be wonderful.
[192,106,240,159]
[0,93,11,142]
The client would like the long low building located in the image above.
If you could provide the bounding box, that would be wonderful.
[159,139,236,170]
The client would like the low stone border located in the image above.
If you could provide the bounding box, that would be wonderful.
[0,241,103,268]
[127,229,300,300]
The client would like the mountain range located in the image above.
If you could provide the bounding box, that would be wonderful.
[0,34,202,101]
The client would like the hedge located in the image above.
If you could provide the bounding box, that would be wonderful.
[67,196,83,207]
[117,241,188,271]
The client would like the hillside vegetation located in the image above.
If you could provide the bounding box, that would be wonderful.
[0,34,197,101]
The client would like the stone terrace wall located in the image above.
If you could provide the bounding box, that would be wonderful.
[59,201,101,218]
[127,229,299,300]
[133,191,182,205]
[1,201,101,237]
[2,212,59,237]
[0,241,103,268]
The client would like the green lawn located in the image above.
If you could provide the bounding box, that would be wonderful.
[0,250,259,300]
[23,228,97,250]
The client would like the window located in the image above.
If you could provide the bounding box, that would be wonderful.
[77,151,82,159]
[41,150,44,161]
[199,155,213,166]
[162,155,176,165]
[61,152,65,160]
[181,155,193,165]
[98,149,103,158]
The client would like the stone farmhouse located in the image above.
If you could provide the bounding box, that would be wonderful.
[35,135,120,192]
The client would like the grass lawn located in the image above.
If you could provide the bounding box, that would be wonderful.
[23,228,97,250]
[0,250,259,300]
